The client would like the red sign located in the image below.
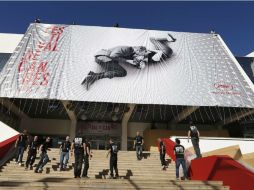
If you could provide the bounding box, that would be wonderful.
[214,82,234,91]
[212,82,241,95]
[77,122,121,136]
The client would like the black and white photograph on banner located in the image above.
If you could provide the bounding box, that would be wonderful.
[81,33,176,90]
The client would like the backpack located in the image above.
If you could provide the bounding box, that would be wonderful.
[190,126,198,133]
[112,144,118,154]
[190,126,199,138]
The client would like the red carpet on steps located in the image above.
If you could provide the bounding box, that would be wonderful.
[158,138,254,190]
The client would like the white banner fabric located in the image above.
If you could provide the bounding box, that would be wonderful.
[0,23,254,108]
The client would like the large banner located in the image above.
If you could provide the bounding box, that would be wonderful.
[0,23,254,108]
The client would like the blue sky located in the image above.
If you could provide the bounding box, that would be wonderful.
[0,1,253,56]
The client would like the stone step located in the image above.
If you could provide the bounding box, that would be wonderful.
[3,164,173,169]
[3,163,173,168]
[10,157,164,161]
[0,167,176,172]
[0,187,229,190]
[1,150,228,190]
[8,161,167,165]
[0,174,177,179]
[0,179,224,185]
[1,168,176,173]
[0,181,228,188]
[22,150,158,154]
[3,165,172,169]
[1,176,184,181]
[0,170,178,179]
[2,169,176,174]
[48,152,159,155]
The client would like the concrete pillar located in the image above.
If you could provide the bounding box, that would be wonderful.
[69,119,77,141]
[62,101,77,141]
[121,104,135,151]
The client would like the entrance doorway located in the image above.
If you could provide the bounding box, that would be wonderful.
[84,136,121,150]
[76,121,122,150]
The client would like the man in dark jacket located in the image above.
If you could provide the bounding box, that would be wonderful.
[15,130,28,165]
[188,121,202,158]
[59,136,71,171]
[35,137,51,173]
[159,139,167,170]
[71,136,85,178]
[25,135,39,169]
[82,139,91,178]
[133,131,144,160]
[173,138,188,180]
[107,138,119,179]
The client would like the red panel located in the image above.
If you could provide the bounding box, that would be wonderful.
[189,155,254,190]
[158,138,254,190]
[0,134,20,158]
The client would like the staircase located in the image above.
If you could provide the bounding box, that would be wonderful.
[0,149,229,189]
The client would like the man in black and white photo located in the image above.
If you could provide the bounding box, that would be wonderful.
[82,33,176,90]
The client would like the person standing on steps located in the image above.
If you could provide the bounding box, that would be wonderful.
[59,136,71,171]
[82,139,91,178]
[71,136,85,178]
[159,139,167,170]
[35,137,51,173]
[107,138,119,179]
[173,138,188,180]
[25,135,39,170]
[188,121,202,158]
[133,131,144,160]
[15,130,28,166]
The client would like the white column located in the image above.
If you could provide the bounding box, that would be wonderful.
[121,104,135,151]
[62,101,77,141]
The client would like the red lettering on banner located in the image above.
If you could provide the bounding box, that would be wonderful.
[212,82,240,96]
[32,61,49,86]
[44,26,64,51]
[18,50,39,73]
[18,25,65,89]
[22,61,36,85]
